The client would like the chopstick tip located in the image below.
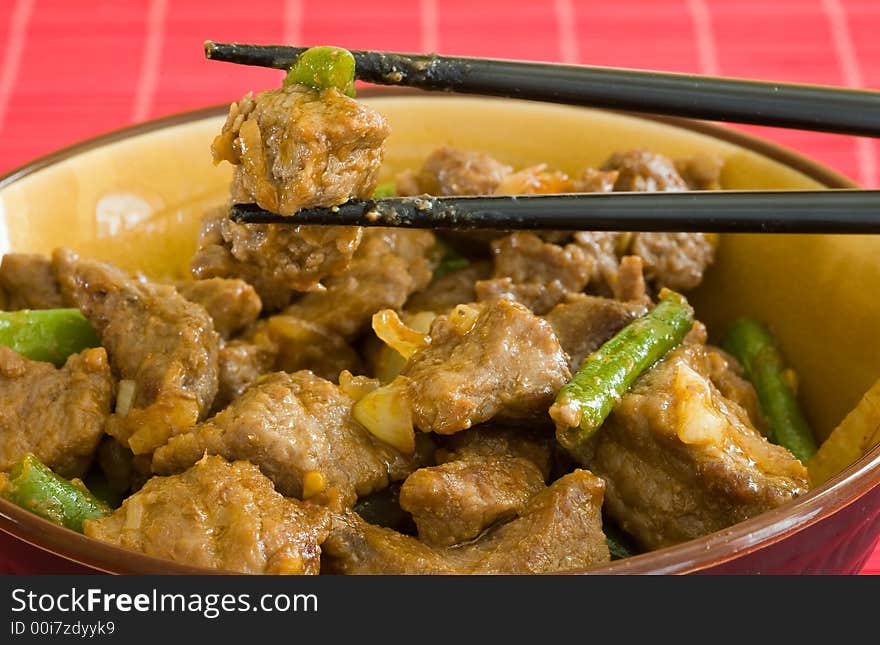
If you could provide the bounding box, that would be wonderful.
[204,40,217,58]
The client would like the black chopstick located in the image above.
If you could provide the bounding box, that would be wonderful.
[230,190,880,233]
[205,41,880,137]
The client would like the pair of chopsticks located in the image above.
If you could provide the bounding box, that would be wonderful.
[206,41,880,233]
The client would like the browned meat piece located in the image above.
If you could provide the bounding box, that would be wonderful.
[215,340,275,410]
[475,232,593,314]
[581,341,809,551]
[438,426,554,478]
[252,314,362,378]
[396,146,512,196]
[0,346,112,478]
[705,345,767,433]
[212,86,390,215]
[405,261,491,314]
[85,456,331,574]
[399,458,546,546]
[401,298,570,434]
[54,249,219,455]
[152,371,414,507]
[612,255,649,303]
[284,228,435,339]
[572,230,715,295]
[215,317,361,410]
[629,232,716,292]
[191,207,362,311]
[323,469,609,574]
[544,293,647,372]
[176,277,262,339]
[676,153,724,190]
[0,253,64,310]
[399,427,552,546]
[601,149,689,192]
[571,231,630,296]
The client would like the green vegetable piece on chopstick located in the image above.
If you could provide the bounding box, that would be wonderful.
[0,309,99,366]
[721,318,817,462]
[372,182,397,199]
[431,238,470,279]
[0,454,111,532]
[284,46,356,96]
[551,289,694,454]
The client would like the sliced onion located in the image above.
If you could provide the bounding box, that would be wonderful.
[372,310,431,359]
[352,377,415,454]
[115,379,137,417]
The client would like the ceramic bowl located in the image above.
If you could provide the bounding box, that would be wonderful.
[1,95,878,574]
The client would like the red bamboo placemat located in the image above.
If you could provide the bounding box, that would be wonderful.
[0,0,878,574]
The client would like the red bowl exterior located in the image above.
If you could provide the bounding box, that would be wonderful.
[699,480,880,574]
[0,531,95,574]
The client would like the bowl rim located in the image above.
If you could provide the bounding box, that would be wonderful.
[0,95,876,575]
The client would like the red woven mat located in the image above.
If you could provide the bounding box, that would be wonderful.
[0,0,877,573]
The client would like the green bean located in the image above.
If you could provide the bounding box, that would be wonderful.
[721,318,817,462]
[0,454,111,532]
[0,309,99,366]
[284,46,356,96]
[603,521,638,560]
[431,239,470,279]
[551,289,694,453]
[372,182,397,199]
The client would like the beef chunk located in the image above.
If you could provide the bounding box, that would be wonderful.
[544,293,647,372]
[84,456,331,574]
[191,207,362,311]
[580,341,809,550]
[54,249,219,455]
[251,314,363,378]
[0,346,112,479]
[152,371,414,507]
[323,469,609,574]
[571,231,631,296]
[215,340,275,410]
[601,149,689,192]
[401,299,570,434]
[400,457,544,546]
[405,261,491,314]
[705,345,767,433]
[214,318,361,412]
[283,228,435,339]
[399,427,551,546]
[572,231,715,295]
[612,255,650,303]
[396,147,512,196]
[212,85,390,215]
[475,232,593,314]
[629,232,716,292]
[0,253,64,310]
[438,426,554,477]
[176,278,262,339]
[204,228,434,401]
